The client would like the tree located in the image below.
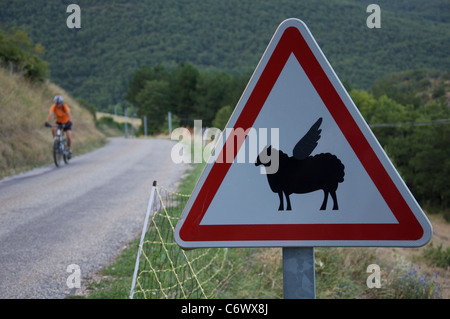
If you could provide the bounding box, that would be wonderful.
[212,105,233,130]
[195,71,231,126]
[0,27,49,81]
[170,63,200,122]
[125,65,169,105]
[352,76,450,210]
[135,80,171,134]
[349,89,377,123]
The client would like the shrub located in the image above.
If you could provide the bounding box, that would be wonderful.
[422,243,450,269]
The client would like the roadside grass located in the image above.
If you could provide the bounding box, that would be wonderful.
[83,237,141,299]
[95,116,128,137]
[420,243,450,269]
[82,156,443,299]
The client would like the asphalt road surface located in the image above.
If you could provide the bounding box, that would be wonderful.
[0,137,189,298]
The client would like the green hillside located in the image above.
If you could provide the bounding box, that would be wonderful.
[0,0,449,108]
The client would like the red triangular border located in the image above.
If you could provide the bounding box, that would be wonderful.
[177,21,426,244]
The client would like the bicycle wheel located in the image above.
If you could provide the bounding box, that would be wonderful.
[62,139,69,164]
[53,139,62,167]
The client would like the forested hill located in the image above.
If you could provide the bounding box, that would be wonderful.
[1,0,449,108]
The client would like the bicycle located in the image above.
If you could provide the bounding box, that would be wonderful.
[46,122,71,167]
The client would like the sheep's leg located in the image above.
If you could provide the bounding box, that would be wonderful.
[330,190,339,210]
[278,191,284,211]
[285,193,292,211]
[320,190,328,210]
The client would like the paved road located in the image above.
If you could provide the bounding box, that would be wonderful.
[0,137,188,298]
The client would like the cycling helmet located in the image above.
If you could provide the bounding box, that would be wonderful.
[54,95,63,104]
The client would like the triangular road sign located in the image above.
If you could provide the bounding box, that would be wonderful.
[174,18,432,248]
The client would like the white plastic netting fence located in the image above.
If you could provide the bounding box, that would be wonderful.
[130,182,233,299]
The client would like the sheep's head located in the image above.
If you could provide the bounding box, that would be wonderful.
[255,145,271,166]
[255,145,279,174]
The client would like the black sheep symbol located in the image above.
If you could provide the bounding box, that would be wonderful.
[255,118,345,211]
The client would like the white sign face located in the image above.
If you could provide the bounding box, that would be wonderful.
[174,18,433,249]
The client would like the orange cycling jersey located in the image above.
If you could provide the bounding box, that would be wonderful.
[50,104,70,123]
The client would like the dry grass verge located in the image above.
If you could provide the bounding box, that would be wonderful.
[0,67,107,178]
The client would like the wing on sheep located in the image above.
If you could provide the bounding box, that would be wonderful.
[292,117,323,160]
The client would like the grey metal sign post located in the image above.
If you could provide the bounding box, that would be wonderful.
[283,247,316,299]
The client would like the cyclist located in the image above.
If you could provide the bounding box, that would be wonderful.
[45,95,73,159]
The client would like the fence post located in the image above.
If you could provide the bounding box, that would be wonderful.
[130,181,157,299]
[124,107,128,138]
[168,112,172,135]
[144,116,147,137]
